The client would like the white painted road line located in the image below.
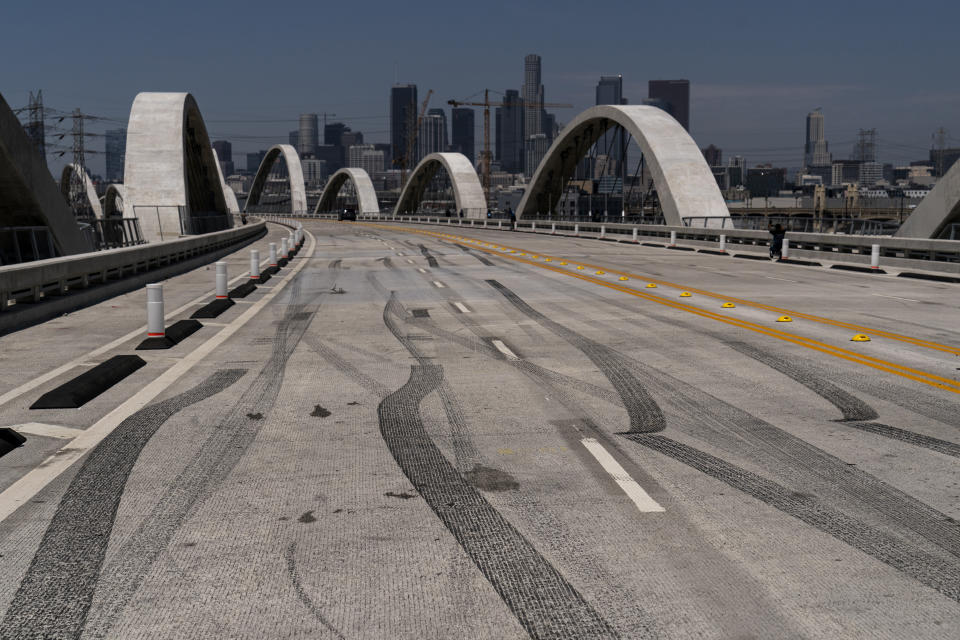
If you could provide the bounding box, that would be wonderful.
[872,293,920,303]
[406,259,414,264]
[453,302,471,314]
[492,339,519,360]
[765,276,798,283]
[432,281,446,288]
[0,231,317,524]
[8,423,84,439]
[417,268,427,274]
[580,438,665,513]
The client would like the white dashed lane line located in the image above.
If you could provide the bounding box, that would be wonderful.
[872,293,920,303]
[581,438,665,513]
[417,268,427,274]
[8,423,84,439]
[453,302,471,314]
[491,339,519,360]
[432,281,446,288]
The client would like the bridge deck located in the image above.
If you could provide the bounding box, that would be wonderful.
[1,221,958,639]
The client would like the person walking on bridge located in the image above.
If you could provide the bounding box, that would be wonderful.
[769,223,786,260]
[507,206,517,231]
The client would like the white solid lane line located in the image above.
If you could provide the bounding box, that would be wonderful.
[453,302,471,314]
[872,293,920,303]
[8,423,84,439]
[765,276,798,283]
[0,231,316,524]
[432,281,446,288]
[491,339,519,360]
[581,438,665,513]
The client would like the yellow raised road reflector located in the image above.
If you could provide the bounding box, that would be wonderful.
[722,302,736,308]
[646,283,657,288]
[619,276,629,281]
[777,315,793,322]
[532,254,539,258]
[851,334,871,342]
[679,292,692,297]
[576,265,585,270]
[545,258,552,262]
[560,261,568,265]
[595,270,606,275]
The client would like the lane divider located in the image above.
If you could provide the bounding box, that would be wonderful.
[581,438,665,513]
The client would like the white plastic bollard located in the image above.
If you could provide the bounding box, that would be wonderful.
[250,249,260,280]
[498,220,502,230]
[574,223,580,237]
[600,225,606,239]
[669,230,677,246]
[281,238,289,258]
[551,223,556,235]
[483,219,487,228]
[719,234,727,252]
[269,242,278,267]
[146,284,164,337]
[871,244,880,269]
[532,221,537,232]
[781,238,789,259]
[215,262,228,299]
[632,228,638,243]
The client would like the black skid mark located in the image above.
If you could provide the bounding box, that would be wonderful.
[418,244,440,268]
[1,369,246,640]
[378,363,624,639]
[625,433,960,603]
[487,279,665,434]
[285,542,346,639]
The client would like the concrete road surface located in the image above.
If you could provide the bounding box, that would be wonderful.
[1,220,959,639]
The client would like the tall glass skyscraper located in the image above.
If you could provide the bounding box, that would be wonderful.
[451,108,475,164]
[596,75,624,182]
[647,80,689,131]
[522,54,545,177]
[390,84,418,170]
[804,109,831,169]
[496,89,524,174]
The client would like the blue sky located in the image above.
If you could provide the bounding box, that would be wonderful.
[3,0,959,176]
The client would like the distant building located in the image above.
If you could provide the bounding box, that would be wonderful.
[496,89,524,174]
[832,159,862,186]
[104,128,126,183]
[301,158,327,188]
[314,145,342,173]
[702,144,722,167]
[247,150,267,175]
[348,144,385,175]
[298,114,319,157]
[859,161,883,186]
[390,84,418,170]
[647,79,689,131]
[525,133,549,179]
[288,130,299,149]
[746,167,786,197]
[418,113,446,161]
[522,54,546,175]
[803,109,831,169]
[212,140,234,177]
[451,108,475,164]
[341,130,363,149]
[324,122,350,148]
[930,147,960,177]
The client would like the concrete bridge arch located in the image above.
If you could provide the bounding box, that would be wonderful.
[245,144,307,215]
[59,164,103,219]
[315,168,380,215]
[395,152,486,218]
[103,184,125,217]
[895,158,960,238]
[517,105,730,226]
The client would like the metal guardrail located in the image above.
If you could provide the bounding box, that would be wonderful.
[0,220,267,310]
[347,214,960,274]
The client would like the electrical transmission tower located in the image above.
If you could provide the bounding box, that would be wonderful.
[68,109,93,219]
[25,91,46,166]
[933,127,948,177]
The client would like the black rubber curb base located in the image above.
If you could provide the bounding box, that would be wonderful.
[778,258,822,267]
[0,427,27,457]
[253,272,271,284]
[641,242,664,247]
[898,271,960,283]
[191,298,235,319]
[734,253,771,261]
[830,264,887,274]
[229,281,258,299]
[666,246,695,251]
[136,319,203,350]
[31,355,147,408]
[262,266,279,277]
[278,257,289,267]
[698,249,729,256]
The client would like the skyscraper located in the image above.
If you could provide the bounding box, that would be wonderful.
[803,109,831,169]
[647,80,690,131]
[496,89,524,174]
[104,128,126,183]
[418,113,446,161]
[522,54,546,176]
[596,75,624,180]
[525,134,549,180]
[324,122,350,148]
[247,150,267,174]
[451,108,475,164]
[390,84,418,169]
[298,114,319,157]
[427,107,448,150]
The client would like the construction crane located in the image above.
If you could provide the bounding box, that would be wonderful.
[448,90,572,205]
[401,89,433,186]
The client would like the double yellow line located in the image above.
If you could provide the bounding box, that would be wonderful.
[356,222,960,395]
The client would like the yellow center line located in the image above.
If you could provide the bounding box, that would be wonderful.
[351,222,960,394]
